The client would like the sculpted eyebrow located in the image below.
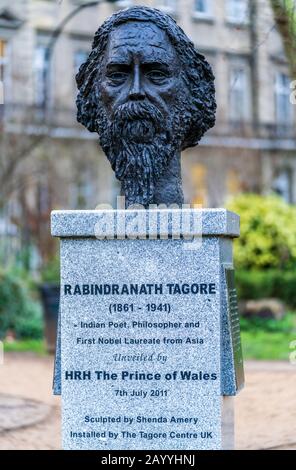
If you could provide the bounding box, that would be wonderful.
[142,61,171,69]
[106,62,130,68]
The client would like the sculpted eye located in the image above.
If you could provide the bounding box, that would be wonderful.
[146,70,168,83]
[107,72,128,84]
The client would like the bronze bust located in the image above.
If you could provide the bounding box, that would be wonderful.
[76,6,216,208]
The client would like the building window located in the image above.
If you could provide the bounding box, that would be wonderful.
[0,40,6,81]
[272,168,293,203]
[74,50,88,75]
[156,0,177,15]
[229,64,250,121]
[191,164,208,207]
[74,50,89,99]
[275,73,293,125]
[70,168,93,209]
[226,0,249,24]
[34,44,50,107]
[0,39,6,104]
[226,169,242,196]
[193,0,212,18]
[113,0,134,10]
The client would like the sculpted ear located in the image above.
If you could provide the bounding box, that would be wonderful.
[182,54,216,149]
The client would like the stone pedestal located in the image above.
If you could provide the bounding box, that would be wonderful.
[51,208,244,450]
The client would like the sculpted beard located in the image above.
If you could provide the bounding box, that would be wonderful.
[97,100,182,207]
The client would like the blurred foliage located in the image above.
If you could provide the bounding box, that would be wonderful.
[3,339,47,355]
[0,269,43,340]
[241,330,296,360]
[227,193,296,270]
[241,311,296,359]
[240,311,296,333]
[236,269,296,307]
[40,255,60,284]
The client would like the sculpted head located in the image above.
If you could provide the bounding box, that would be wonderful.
[76,6,216,207]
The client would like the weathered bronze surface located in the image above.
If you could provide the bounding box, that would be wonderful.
[76,6,216,207]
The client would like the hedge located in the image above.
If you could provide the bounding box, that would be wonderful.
[0,270,43,340]
[227,194,296,270]
[235,270,296,308]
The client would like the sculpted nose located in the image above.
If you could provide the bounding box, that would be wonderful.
[129,64,145,100]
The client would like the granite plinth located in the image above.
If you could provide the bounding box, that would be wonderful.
[51,209,243,450]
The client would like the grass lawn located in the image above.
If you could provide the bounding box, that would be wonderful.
[241,330,296,360]
[241,312,296,360]
[3,339,47,355]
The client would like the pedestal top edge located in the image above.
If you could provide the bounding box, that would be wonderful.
[51,208,240,238]
[51,208,235,214]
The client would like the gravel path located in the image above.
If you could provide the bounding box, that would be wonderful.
[0,353,295,450]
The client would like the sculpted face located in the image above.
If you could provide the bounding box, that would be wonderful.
[76,7,216,207]
[94,21,189,206]
[100,21,182,128]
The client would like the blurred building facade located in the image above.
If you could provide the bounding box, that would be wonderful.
[0,0,296,262]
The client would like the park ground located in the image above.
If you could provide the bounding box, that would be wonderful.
[0,353,295,450]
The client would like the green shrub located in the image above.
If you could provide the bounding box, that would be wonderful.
[240,311,296,332]
[227,193,296,270]
[41,256,60,284]
[14,301,43,339]
[236,270,296,307]
[4,339,46,354]
[0,270,43,340]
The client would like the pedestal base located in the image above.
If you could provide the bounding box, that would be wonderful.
[51,209,243,450]
[222,397,234,450]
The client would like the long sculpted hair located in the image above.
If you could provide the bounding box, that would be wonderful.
[76,6,216,205]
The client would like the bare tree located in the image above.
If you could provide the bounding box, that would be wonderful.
[0,129,44,205]
[270,0,296,77]
[0,113,56,265]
